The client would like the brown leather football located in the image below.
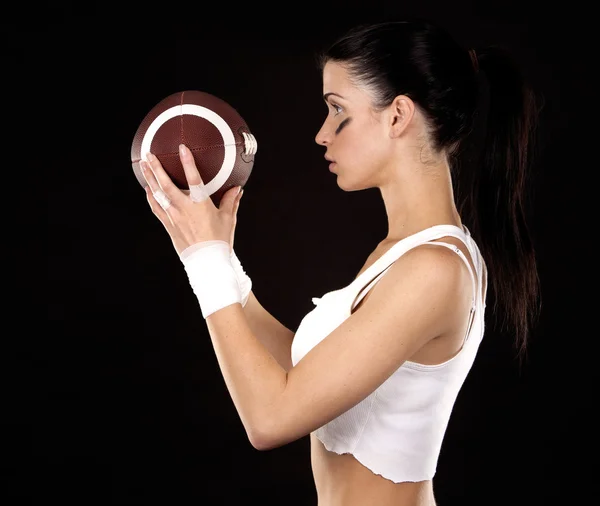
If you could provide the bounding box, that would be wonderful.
[131,90,257,206]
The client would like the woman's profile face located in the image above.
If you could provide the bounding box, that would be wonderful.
[315,61,391,191]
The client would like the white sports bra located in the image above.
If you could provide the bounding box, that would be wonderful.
[291,224,487,482]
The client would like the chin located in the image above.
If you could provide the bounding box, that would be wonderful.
[335,176,352,192]
[335,175,369,192]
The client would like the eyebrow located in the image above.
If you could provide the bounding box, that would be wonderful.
[323,92,345,102]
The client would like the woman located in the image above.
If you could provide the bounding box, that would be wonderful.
[138,19,541,506]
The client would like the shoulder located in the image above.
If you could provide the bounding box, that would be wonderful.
[359,242,469,335]
[389,241,467,289]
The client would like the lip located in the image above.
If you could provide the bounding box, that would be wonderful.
[329,162,336,171]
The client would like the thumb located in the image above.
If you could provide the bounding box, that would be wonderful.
[229,188,244,250]
[220,185,242,215]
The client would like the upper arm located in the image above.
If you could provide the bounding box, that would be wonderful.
[258,245,468,449]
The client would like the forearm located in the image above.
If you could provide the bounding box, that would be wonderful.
[206,302,288,449]
[242,291,294,372]
[180,241,291,446]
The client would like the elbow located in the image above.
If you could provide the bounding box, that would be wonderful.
[249,435,276,451]
[247,418,287,451]
[247,426,278,451]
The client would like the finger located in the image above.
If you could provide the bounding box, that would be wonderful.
[140,160,160,193]
[229,190,242,247]
[219,185,242,215]
[179,144,202,185]
[141,161,172,211]
[179,144,211,204]
[231,189,243,226]
[189,183,210,203]
[234,188,244,216]
[145,185,174,228]
[144,152,184,204]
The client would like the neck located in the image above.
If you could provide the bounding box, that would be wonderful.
[378,157,462,243]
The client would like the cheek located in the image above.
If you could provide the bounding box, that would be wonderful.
[339,128,383,167]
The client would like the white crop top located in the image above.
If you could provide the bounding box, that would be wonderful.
[291,224,487,483]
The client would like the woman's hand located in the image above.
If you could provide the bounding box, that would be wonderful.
[141,144,244,255]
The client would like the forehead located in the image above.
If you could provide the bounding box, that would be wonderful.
[322,61,356,95]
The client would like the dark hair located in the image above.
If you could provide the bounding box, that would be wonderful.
[318,20,542,358]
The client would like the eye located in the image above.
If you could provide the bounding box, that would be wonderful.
[328,102,343,115]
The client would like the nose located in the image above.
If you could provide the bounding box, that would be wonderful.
[315,121,332,146]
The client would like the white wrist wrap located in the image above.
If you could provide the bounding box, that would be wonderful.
[180,241,242,319]
[230,249,252,307]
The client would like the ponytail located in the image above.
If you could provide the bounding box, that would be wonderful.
[463,46,542,359]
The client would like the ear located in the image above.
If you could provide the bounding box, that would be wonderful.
[388,95,415,138]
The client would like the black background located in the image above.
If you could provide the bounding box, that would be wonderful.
[8,1,594,504]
